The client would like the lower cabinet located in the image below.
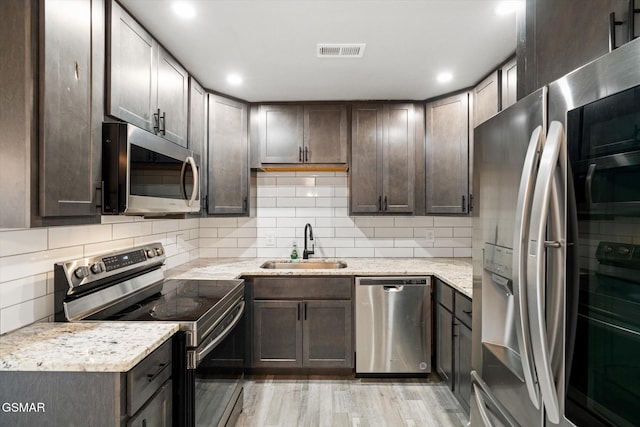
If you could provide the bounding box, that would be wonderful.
[250,277,353,370]
[435,279,472,415]
[0,339,173,427]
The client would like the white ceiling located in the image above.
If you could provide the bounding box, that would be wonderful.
[119,0,520,102]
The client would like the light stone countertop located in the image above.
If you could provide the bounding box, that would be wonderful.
[0,322,179,372]
[166,257,473,298]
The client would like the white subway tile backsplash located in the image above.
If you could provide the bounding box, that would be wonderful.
[277,197,316,208]
[1,295,52,334]
[276,217,316,228]
[256,197,277,208]
[220,247,257,258]
[151,220,182,234]
[257,207,296,218]
[315,176,346,186]
[296,187,332,198]
[199,248,218,258]
[0,229,48,257]
[316,217,355,228]
[454,248,473,257]
[434,238,472,248]
[434,217,472,227]
[394,217,434,227]
[112,221,154,240]
[435,228,453,238]
[49,224,112,249]
[296,207,334,217]
[315,197,348,208]
[354,217,395,228]
[375,227,413,238]
[277,176,315,186]
[355,238,394,248]
[0,246,83,283]
[454,227,473,237]
[374,248,413,258]
[217,227,257,238]
[84,239,135,257]
[200,228,218,238]
[335,227,374,238]
[414,247,454,257]
[0,274,47,309]
[336,247,375,258]
[257,186,296,197]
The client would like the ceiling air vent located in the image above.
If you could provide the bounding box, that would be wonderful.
[317,43,366,58]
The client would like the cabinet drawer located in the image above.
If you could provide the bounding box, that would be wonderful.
[127,339,172,415]
[253,277,352,300]
[436,280,454,312]
[127,379,172,427]
[455,292,472,328]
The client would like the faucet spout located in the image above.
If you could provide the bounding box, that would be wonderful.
[303,223,315,259]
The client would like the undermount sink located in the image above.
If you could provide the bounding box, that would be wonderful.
[260,260,348,269]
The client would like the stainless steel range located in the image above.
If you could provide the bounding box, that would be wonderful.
[54,243,245,427]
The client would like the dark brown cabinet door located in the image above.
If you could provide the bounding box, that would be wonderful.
[208,95,249,215]
[303,300,352,368]
[351,103,415,214]
[252,300,302,368]
[39,0,103,218]
[303,105,348,163]
[157,47,188,147]
[382,103,415,213]
[426,92,470,214]
[351,104,384,213]
[436,303,453,388]
[454,321,472,415]
[473,71,499,128]
[260,104,304,163]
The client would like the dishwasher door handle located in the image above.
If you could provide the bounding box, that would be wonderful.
[383,285,404,292]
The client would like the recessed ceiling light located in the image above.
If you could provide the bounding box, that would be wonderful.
[227,74,243,86]
[437,72,453,83]
[172,2,195,19]
[495,1,522,16]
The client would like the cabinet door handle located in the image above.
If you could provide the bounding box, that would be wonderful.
[463,310,472,317]
[243,197,247,211]
[299,147,303,162]
[146,363,167,382]
[160,111,166,135]
[153,108,161,134]
[304,302,307,320]
[377,195,382,211]
[297,303,301,321]
[469,194,474,212]
[461,195,466,212]
[304,146,309,162]
[384,196,388,211]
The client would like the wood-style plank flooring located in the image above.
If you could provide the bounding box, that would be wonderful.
[236,375,469,427]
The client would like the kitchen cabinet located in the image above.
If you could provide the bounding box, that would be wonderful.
[207,94,249,215]
[1,0,105,227]
[501,57,517,109]
[426,92,470,214]
[517,0,630,99]
[258,104,348,164]
[473,71,499,128]
[108,0,188,147]
[251,277,352,370]
[350,103,415,214]
[0,339,173,426]
[435,279,472,415]
[189,77,207,206]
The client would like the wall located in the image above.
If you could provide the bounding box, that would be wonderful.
[200,171,472,259]
[0,171,472,335]
[0,217,199,334]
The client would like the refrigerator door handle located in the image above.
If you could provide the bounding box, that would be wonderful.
[471,371,521,427]
[512,124,544,409]
[526,120,565,424]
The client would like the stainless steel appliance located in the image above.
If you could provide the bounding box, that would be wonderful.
[472,37,640,427]
[54,243,244,427]
[355,276,431,374]
[102,122,200,216]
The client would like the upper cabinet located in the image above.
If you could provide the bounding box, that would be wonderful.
[258,104,347,165]
[501,57,517,109]
[107,0,188,147]
[426,92,470,215]
[188,77,206,161]
[207,94,249,215]
[472,71,499,128]
[350,103,415,214]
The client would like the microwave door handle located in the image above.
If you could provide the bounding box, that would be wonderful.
[512,125,544,409]
[526,120,564,425]
[180,156,199,206]
[585,163,596,206]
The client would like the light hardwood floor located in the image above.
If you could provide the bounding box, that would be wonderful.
[236,375,470,427]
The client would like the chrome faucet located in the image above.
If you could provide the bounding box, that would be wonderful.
[303,223,315,259]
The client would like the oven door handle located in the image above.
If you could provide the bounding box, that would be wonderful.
[190,300,245,369]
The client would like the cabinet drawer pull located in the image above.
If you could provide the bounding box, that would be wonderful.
[299,147,303,162]
[304,302,307,320]
[297,302,301,321]
[463,310,472,316]
[304,146,309,162]
[378,195,382,211]
[146,363,167,382]
[384,196,388,211]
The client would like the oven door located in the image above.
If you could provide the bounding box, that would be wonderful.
[188,300,245,427]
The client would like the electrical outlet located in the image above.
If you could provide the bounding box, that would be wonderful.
[266,231,276,247]
[425,228,435,243]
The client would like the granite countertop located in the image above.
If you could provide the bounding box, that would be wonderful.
[167,257,473,298]
[0,322,179,372]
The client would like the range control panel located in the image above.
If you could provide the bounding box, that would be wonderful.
[55,242,166,291]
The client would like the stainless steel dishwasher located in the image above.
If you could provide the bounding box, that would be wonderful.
[355,276,431,375]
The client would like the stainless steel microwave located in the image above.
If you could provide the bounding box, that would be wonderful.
[102,122,200,216]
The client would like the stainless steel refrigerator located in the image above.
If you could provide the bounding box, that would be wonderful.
[471,37,640,427]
